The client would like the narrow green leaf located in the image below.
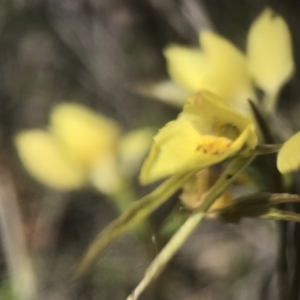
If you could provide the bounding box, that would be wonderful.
[74,171,195,278]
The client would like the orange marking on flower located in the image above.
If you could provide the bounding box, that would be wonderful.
[196,145,202,151]
[196,135,232,156]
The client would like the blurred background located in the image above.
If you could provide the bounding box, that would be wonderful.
[0,0,300,299]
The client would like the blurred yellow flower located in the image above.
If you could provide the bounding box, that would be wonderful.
[15,103,154,194]
[140,91,257,184]
[141,7,294,114]
[164,31,256,114]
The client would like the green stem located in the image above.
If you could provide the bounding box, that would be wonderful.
[74,171,196,278]
[127,156,254,300]
[239,144,282,157]
[263,91,278,114]
[110,182,153,246]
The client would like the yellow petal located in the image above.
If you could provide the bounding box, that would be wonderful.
[135,80,189,107]
[247,8,294,104]
[277,131,300,173]
[164,32,256,112]
[49,103,121,169]
[140,119,229,184]
[90,157,124,196]
[164,45,206,92]
[199,31,256,109]
[14,130,86,190]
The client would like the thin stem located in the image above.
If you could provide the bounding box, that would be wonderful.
[0,168,38,300]
[31,191,68,254]
[74,171,196,278]
[127,156,253,300]
[263,91,278,114]
[239,144,282,157]
[289,203,300,300]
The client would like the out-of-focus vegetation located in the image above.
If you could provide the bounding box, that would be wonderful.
[1,1,300,300]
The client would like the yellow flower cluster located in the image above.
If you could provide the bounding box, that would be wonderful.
[15,7,297,195]
[140,7,295,185]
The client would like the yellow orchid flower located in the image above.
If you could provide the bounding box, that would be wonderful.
[140,91,258,184]
[164,31,256,114]
[247,8,294,112]
[15,103,154,194]
[142,7,294,115]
